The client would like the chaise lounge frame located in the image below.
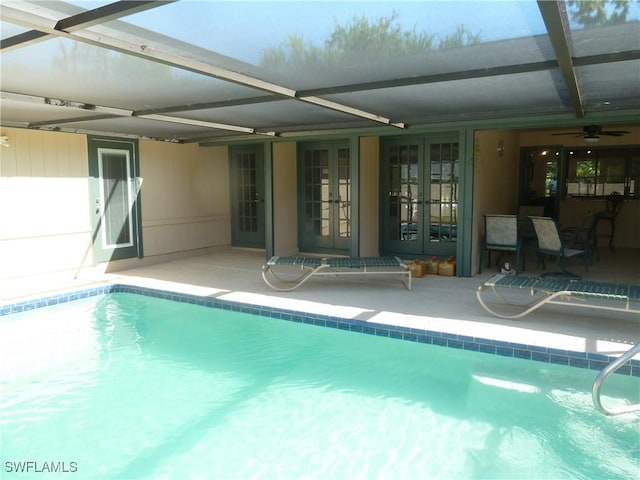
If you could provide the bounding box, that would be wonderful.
[261,256,412,291]
[477,273,640,320]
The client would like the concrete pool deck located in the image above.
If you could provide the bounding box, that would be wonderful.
[2,246,639,360]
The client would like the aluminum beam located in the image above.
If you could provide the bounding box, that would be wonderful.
[0,2,404,130]
[1,1,171,51]
[537,0,584,118]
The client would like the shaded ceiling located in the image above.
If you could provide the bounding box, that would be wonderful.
[1,0,639,143]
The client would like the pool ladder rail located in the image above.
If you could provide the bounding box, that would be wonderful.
[592,341,640,416]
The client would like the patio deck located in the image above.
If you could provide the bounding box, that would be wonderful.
[1,246,639,359]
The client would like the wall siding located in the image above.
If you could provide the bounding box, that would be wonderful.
[0,128,232,279]
[0,128,92,278]
[139,141,230,257]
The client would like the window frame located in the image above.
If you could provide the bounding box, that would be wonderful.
[564,145,640,199]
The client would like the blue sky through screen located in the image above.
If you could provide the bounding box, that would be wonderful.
[124,1,546,64]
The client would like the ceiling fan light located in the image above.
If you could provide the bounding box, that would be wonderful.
[584,136,599,143]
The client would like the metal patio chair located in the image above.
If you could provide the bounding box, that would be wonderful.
[596,191,625,250]
[530,216,588,279]
[479,214,522,274]
[562,211,599,265]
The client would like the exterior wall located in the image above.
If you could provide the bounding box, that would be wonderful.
[472,129,519,272]
[0,128,232,280]
[272,142,298,256]
[0,128,92,279]
[140,141,230,256]
[359,136,379,256]
[1,125,636,281]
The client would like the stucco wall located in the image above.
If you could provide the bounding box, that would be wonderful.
[360,136,379,256]
[273,142,298,256]
[472,129,519,272]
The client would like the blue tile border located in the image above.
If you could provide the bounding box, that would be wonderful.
[2,283,639,377]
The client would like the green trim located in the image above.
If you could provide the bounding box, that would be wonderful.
[87,135,142,262]
[229,143,266,249]
[456,128,475,277]
[265,142,274,259]
[378,135,425,257]
[297,139,351,254]
[350,135,360,257]
[379,132,461,259]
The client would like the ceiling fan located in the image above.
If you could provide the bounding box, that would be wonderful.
[552,125,630,143]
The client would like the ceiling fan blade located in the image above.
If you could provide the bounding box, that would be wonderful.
[600,131,630,136]
[551,132,581,136]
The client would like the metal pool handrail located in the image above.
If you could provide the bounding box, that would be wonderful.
[592,342,640,416]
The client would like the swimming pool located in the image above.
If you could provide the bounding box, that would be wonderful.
[1,287,639,479]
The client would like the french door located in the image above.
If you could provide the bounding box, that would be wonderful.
[381,136,459,257]
[88,137,142,263]
[298,141,351,253]
[230,144,265,248]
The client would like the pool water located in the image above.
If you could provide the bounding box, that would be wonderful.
[1,293,638,479]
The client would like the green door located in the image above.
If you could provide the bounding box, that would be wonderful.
[88,137,142,263]
[298,141,351,254]
[230,144,265,248]
[381,136,459,258]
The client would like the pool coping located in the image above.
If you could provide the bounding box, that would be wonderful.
[1,282,639,377]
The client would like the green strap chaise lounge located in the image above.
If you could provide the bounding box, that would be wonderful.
[261,256,412,291]
[477,273,640,320]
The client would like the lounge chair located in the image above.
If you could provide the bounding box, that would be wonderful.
[477,273,640,320]
[261,256,412,291]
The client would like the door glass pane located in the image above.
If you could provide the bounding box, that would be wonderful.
[388,144,419,241]
[237,152,258,233]
[99,149,132,247]
[429,142,458,243]
[303,149,330,237]
[337,148,351,239]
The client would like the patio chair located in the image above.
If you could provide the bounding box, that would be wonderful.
[596,191,624,250]
[479,214,522,274]
[561,211,599,265]
[517,205,544,219]
[530,216,588,279]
